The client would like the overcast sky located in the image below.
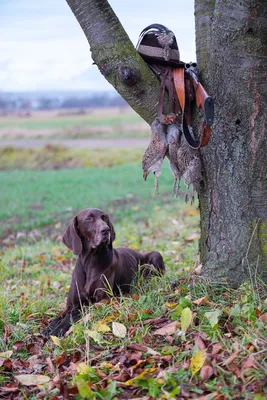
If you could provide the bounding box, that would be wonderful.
[0,0,195,92]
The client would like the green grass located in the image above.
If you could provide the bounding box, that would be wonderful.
[0,155,266,399]
[0,160,182,237]
[0,109,150,139]
[0,111,142,130]
[0,146,144,170]
[0,195,266,398]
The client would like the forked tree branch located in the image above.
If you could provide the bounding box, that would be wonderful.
[66,0,163,124]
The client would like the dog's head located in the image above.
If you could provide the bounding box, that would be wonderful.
[62,208,116,255]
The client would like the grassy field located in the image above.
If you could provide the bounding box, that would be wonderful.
[0,109,140,130]
[0,150,266,399]
[0,159,178,238]
[0,146,145,171]
[0,108,149,139]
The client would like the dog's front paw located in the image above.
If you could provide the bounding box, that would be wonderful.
[42,310,81,337]
[42,315,71,337]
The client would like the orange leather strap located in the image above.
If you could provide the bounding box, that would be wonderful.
[196,82,208,110]
[200,122,211,147]
[173,68,185,112]
[173,67,212,149]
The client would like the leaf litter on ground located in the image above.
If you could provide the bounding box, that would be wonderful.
[0,180,267,399]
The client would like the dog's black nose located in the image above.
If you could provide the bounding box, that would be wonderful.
[101,226,110,235]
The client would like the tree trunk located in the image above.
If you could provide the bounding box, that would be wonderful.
[195,0,267,285]
[66,0,267,285]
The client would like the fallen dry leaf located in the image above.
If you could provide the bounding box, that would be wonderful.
[13,341,25,351]
[186,209,198,216]
[4,325,11,344]
[3,359,12,371]
[85,329,102,344]
[55,353,67,366]
[259,312,267,322]
[166,335,174,345]
[93,321,110,333]
[46,356,54,373]
[0,386,19,394]
[223,350,240,366]
[27,344,41,355]
[143,309,153,314]
[196,393,219,400]
[127,351,142,366]
[124,367,158,386]
[195,336,206,350]
[112,322,127,338]
[103,312,119,323]
[15,374,51,386]
[68,362,79,374]
[153,321,179,336]
[228,362,241,378]
[0,350,13,359]
[200,365,214,381]
[190,350,206,376]
[181,307,193,332]
[165,302,179,309]
[128,359,146,375]
[146,347,160,356]
[27,355,39,369]
[185,233,199,242]
[206,300,217,306]
[232,341,239,352]
[127,344,147,352]
[241,355,258,370]
[193,264,202,275]
[50,336,62,348]
[82,313,91,324]
[143,316,170,326]
[205,310,221,328]
[192,296,208,306]
[211,343,222,355]
[113,369,131,382]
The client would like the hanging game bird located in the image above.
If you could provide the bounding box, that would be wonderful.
[166,123,203,201]
[182,155,202,201]
[142,118,168,193]
[176,133,202,202]
[166,123,182,195]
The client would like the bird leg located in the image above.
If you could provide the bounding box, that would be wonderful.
[172,178,178,196]
[172,177,181,197]
[154,173,159,194]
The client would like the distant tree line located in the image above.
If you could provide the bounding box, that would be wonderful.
[0,92,128,114]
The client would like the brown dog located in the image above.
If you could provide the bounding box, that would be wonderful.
[44,208,165,336]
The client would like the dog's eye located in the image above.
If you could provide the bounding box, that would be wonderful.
[86,216,94,222]
[101,215,108,222]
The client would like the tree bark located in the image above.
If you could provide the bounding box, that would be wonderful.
[195,0,267,285]
[66,0,267,285]
[66,0,166,125]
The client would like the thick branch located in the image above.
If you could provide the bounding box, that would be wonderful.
[66,0,162,124]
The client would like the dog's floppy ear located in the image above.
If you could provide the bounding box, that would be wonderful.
[62,216,82,255]
[107,216,116,247]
